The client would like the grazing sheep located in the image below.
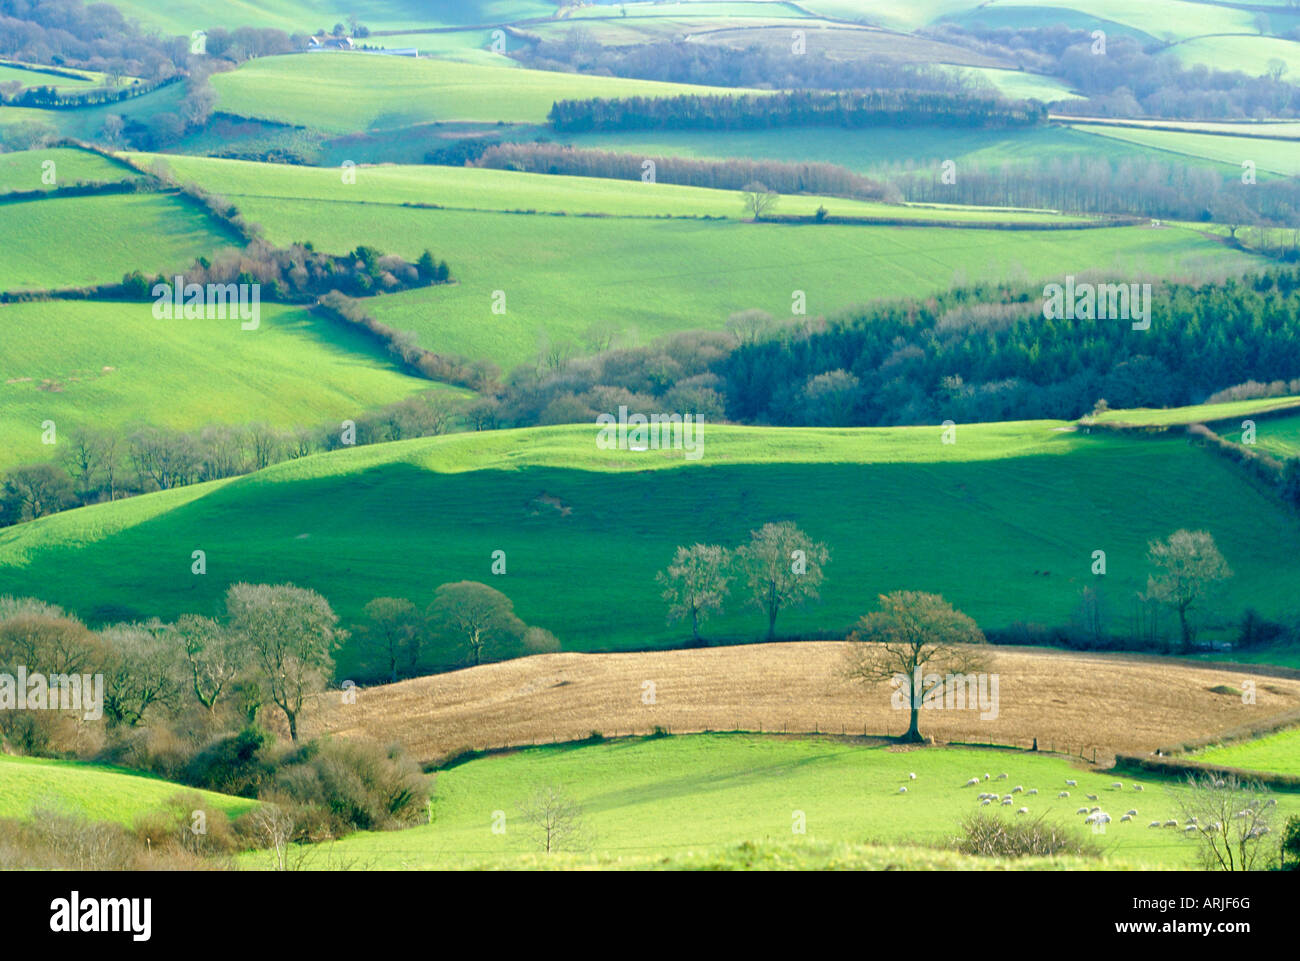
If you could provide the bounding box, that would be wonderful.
[1111,782,1122,789]
[909,772,916,780]
[1002,798,1013,806]
[1126,810,1138,817]
[1011,785,1023,794]
[997,773,1008,780]
[1187,816,1198,824]
[980,799,992,806]
[983,774,990,781]
[1058,791,1070,798]
[1086,794,1099,801]
[1120,815,1133,822]
[898,786,907,793]
[1066,779,1077,787]
[1266,799,1277,807]
[1249,826,1270,838]
[1016,807,1029,815]
[1163,820,1178,828]
[1089,806,1100,813]
[1134,785,1144,792]
[1027,789,1038,795]
[1098,813,1111,823]
[1183,824,1199,833]
[1148,821,1162,828]
[1003,794,1014,802]
[966,778,980,787]
[1233,811,1248,820]
[1076,807,1090,815]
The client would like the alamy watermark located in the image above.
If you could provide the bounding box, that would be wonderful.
[152,277,260,330]
[891,669,999,721]
[596,405,704,460]
[1042,275,1151,330]
[0,667,104,721]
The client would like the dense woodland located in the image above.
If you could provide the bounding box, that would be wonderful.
[476,270,1300,434]
[547,89,1048,133]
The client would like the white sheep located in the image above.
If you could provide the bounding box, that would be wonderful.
[1187,816,1198,824]
[1002,794,1014,802]
[1134,784,1144,792]
[1001,798,1013,806]
[1058,791,1070,798]
[1266,799,1277,807]
[898,786,907,793]
[909,772,916,780]
[1097,813,1111,823]
[966,778,980,787]
[983,773,990,780]
[1016,807,1029,815]
[1120,815,1133,822]
[1011,785,1023,794]
[1148,821,1161,828]
[1126,809,1138,816]
[1065,779,1077,787]
[980,799,992,806]
[1086,793,1099,801]
[997,773,1008,780]
[1027,788,1038,795]
[1111,782,1122,789]
[1183,824,1198,833]
[1163,819,1178,828]
[1089,806,1100,813]
[1076,807,1090,814]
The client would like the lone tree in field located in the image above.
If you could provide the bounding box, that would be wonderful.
[736,522,829,641]
[657,544,731,642]
[1173,774,1278,871]
[841,591,987,743]
[517,784,587,854]
[742,181,778,220]
[226,583,341,742]
[1144,529,1233,652]
[429,581,525,667]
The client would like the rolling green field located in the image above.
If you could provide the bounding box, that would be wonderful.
[1216,412,1300,460]
[1076,125,1300,178]
[563,123,1239,177]
[125,151,1090,224]
[0,299,433,472]
[253,733,1294,869]
[103,0,552,34]
[0,147,137,193]
[1191,727,1300,778]
[0,63,101,90]
[1164,35,1300,79]
[0,754,256,825]
[0,191,235,291]
[1093,397,1300,427]
[222,196,1265,370]
[210,53,771,132]
[2,421,1298,677]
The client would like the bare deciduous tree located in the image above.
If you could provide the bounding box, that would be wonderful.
[657,544,731,642]
[736,522,829,641]
[742,181,778,220]
[517,784,587,854]
[841,590,987,742]
[226,583,341,741]
[1145,529,1233,652]
[1172,774,1278,871]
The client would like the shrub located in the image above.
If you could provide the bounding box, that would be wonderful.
[955,811,1101,859]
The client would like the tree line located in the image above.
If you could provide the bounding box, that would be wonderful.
[547,89,1048,134]
[0,391,466,528]
[924,22,1300,120]
[470,268,1300,433]
[473,141,893,202]
[514,29,1005,93]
